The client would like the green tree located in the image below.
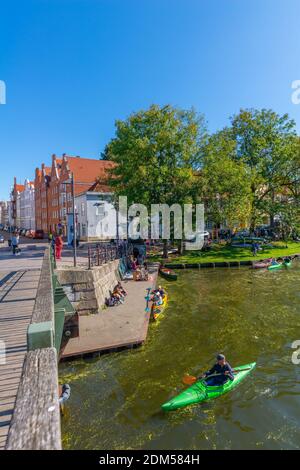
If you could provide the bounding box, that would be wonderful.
[106,104,207,257]
[230,109,297,230]
[200,130,252,232]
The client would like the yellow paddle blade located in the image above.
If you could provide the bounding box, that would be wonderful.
[183,374,197,385]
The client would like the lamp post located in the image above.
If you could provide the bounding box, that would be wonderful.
[71,172,77,267]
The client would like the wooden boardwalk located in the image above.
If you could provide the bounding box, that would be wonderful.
[61,264,159,359]
[0,268,41,450]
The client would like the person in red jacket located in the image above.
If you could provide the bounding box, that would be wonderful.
[55,234,63,260]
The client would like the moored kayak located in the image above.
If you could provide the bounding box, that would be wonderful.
[283,259,292,267]
[268,262,283,270]
[253,258,272,269]
[268,258,293,270]
[161,362,256,411]
[159,267,177,281]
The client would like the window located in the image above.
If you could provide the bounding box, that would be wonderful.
[96,203,105,216]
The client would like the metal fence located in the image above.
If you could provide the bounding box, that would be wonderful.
[87,242,133,269]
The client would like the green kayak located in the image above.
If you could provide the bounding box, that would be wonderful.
[161,362,256,411]
[268,262,283,270]
[268,260,292,270]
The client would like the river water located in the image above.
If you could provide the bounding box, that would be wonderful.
[60,263,300,450]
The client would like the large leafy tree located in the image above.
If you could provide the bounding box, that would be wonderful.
[230,109,297,229]
[200,130,252,232]
[274,136,300,238]
[106,104,207,256]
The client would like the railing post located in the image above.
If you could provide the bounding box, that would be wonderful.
[88,246,91,270]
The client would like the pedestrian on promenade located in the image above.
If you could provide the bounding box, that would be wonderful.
[55,234,63,260]
[48,232,53,243]
[11,233,19,255]
[251,242,258,257]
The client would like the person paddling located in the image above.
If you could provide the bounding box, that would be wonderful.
[200,354,234,386]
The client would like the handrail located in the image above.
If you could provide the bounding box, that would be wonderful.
[31,248,54,323]
[88,242,133,269]
[27,248,55,350]
[6,247,62,450]
[5,348,61,450]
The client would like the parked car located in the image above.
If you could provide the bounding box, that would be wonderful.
[27,229,35,238]
[184,231,211,250]
[34,229,44,239]
[233,230,250,238]
[0,234,5,243]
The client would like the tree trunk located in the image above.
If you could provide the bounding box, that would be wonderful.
[270,191,275,228]
[177,239,184,255]
[250,184,256,232]
[162,240,168,259]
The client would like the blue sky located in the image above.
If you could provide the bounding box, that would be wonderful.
[1,0,300,199]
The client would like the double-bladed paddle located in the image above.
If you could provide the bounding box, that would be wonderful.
[183,367,253,385]
[145,287,152,312]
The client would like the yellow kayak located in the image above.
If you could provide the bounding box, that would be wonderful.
[151,292,168,321]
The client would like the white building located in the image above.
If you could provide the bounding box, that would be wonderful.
[19,179,35,230]
[7,201,13,226]
[75,183,116,241]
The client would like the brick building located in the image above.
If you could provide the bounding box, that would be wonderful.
[34,164,51,233]
[34,154,114,237]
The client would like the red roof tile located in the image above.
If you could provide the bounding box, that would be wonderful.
[15,184,25,193]
[65,156,115,183]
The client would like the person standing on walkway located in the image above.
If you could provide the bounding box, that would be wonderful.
[55,234,63,260]
[11,233,19,255]
[251,242,258,257]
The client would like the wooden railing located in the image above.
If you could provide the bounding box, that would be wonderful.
[5,348,61,450]
[87,241,133,269]
[5,247,76,450]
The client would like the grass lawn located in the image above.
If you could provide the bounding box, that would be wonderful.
[149,241,300,264]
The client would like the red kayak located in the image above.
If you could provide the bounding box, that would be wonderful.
[253,258,272,269]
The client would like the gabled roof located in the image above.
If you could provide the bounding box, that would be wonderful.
[15,184,25,193]
[87,180,111,193]
[64,156,115,183]
[43,166,51,176]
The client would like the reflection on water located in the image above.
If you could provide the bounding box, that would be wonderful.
[60,263,300,450]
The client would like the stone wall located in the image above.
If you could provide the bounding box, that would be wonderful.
[56,259,120,315]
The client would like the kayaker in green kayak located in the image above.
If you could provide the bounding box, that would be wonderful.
[200,354,234,386]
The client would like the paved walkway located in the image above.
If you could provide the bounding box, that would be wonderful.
[0,249,44,449]
[61,264,159,358]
